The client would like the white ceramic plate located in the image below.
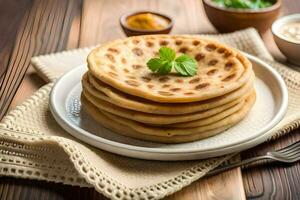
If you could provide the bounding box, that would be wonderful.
[50,53,288,160]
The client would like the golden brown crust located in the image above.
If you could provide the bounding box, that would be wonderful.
[87,35,253,103]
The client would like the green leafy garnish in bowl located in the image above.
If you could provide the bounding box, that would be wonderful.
[211,0,275,9]
[147,47,197,76]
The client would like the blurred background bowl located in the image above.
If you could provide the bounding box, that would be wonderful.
[202,0,281,34]
[120,11,174,37]
[272,14,300,66]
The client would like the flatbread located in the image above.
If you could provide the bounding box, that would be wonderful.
[87,35,252,103]
[81,95,233,143]
[83,91,256,137]
[84,72,255,115]
[82,87,251,125]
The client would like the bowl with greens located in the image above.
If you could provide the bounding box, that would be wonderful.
[202,0,281,34]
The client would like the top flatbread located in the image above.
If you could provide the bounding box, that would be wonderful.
[87,35,252,103]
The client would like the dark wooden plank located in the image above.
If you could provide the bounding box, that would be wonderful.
[0,0,82,119]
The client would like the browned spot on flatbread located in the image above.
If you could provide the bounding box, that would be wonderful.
[158,91,173,96]
[224,51,232,58]
[107,48,119,54]
[207,69,218,75]
[162,84,170,88]
[147,84,154,89]
[205,44,217,51]
[208,59,218,66]
[132,64,143,70]
[141,76,151,82]
[158,77,170,83]
[170,88,181,92]
[222,74,236,82]
[108,64,116,71]
[195,83,210,90]
[175,40,182,45]
[132,39,140,44]
[125,80,140,87]
[123,68,130,73]
[146,41,154,47]
[121,58,127,64]
[217,48,226,53]
[179,47,188,53]
[105,54,115,63]
[159,40,168,46]
[108,71,118,78]
[126,75,136,79]
[189,77,201,84]
[184,92,194,95]
[195,53,205,61]
[224,61,234,71]
[175,79,183,83]
[193,40,200,46]
[132,48,143,56]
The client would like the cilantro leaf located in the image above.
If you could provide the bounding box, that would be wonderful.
[159,47,176,62]
[147,58,172,75]
[146,47,197,76]
[175,55,197,76]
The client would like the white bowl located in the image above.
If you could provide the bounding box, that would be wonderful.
[272,14,300,66]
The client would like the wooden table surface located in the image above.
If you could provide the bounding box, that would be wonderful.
[0,0,300,199]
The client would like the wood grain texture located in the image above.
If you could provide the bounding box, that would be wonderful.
[0,0,299,199]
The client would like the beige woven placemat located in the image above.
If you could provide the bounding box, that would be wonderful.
[0,28,300,200]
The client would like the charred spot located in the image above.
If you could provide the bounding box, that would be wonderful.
[192,40,200,46]
[141,76,151,82]
[205,44,217,51]
[170,88,181,92]
[175,40,183,45]
[132,48,143,56]
[195,53,205,61]
[121,58,127,64]
[208,59,218,66]
[207,69,218,75]
[158,91,173,96]
[107,48,119,54]
[189,77,201,84]
[195,83,210,90]
[125,80,140,87]
[146,41,154,47]
[224,61,234,71]
[184,92,194,95]
[105,53,115,63]
[158,76,170,83]
[217,48,226,54]
[159,40,169,46]
[132,64,143,70]
[222,74,236,82]
[179,47,188,53]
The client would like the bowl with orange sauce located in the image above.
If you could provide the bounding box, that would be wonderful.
[120,11,174,37]
[272,14,300,66]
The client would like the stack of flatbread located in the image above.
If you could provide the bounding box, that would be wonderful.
[82,35,256,143]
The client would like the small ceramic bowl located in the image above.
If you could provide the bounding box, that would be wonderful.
[202,0,281,34]
[272,14,300,66]
[120,11,174,37]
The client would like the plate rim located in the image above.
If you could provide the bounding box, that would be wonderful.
[49,53,288,155]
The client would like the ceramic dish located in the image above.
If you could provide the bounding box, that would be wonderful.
[120,11,173,37]
[50,53,288,161]
[272,14,300,66]
[202,0,281,34]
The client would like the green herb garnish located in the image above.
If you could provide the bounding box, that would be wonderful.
[211,0,275,9]
[147,47,197,76]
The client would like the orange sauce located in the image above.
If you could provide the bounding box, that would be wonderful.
[126,13,169,30]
